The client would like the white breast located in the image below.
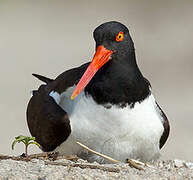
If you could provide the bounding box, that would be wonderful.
[51,87,164,163]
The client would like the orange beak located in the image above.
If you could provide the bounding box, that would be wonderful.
[71,45,113,100]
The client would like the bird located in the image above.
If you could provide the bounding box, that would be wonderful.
[27,21,170,163]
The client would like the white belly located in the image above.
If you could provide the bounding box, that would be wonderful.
[52,87,164,163]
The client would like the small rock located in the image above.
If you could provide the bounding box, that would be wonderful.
[184,162,193,169]
[174,159,184,168]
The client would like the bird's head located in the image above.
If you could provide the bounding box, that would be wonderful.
[71,21,134,100]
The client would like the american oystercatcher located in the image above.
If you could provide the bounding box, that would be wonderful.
[27,21,170,163]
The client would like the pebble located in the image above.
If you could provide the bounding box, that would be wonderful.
[184,162,193,169]
[174,159,184,168]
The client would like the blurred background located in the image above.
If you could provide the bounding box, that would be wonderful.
[0,0,193,161]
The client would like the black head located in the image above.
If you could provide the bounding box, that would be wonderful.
[93,21,135,59]
[72,21,150,107]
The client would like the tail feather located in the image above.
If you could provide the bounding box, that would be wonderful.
[32,73,53,84]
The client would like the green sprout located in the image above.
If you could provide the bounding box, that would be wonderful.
[12,135,40,159]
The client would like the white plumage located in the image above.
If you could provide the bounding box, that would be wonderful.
[50,87,164,163]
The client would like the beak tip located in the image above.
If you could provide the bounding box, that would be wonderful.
[71,95,75,100]
[71,92,78,100]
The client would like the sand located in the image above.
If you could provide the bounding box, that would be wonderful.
[0,157,193,180]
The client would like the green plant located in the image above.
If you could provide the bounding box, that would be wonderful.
[12,135,40,159]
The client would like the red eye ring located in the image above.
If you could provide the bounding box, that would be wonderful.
[116,32,124,42]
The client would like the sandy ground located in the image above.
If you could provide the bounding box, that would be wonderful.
[0,0,193,162]
[0,158,193,180]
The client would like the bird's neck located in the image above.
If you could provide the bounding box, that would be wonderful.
[85,51,151,108]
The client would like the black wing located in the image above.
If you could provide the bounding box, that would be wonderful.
[27,84,71,151]
[27,63,89,152]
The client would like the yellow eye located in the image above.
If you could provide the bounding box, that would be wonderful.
[116,32,124,42]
